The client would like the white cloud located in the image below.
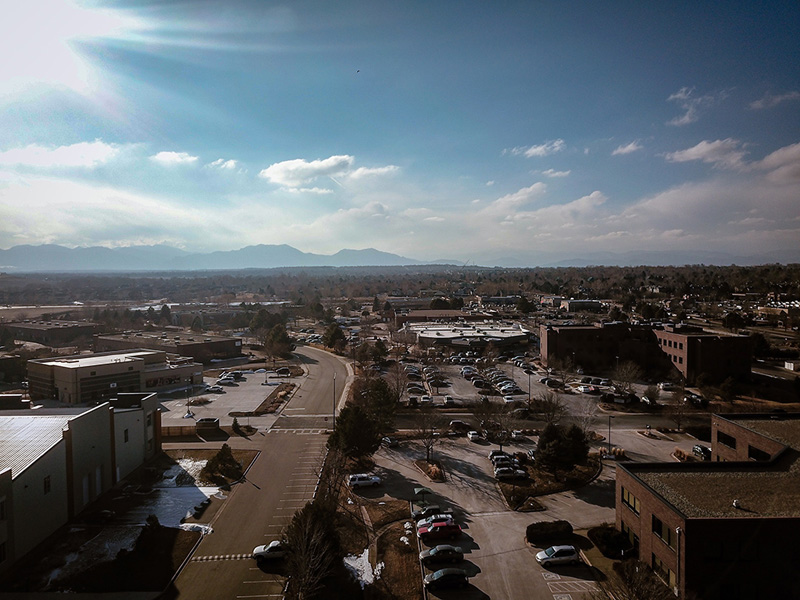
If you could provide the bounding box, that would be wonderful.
[487,182,547,214]
[612,141,643,156]
[207,158,237,169]
[150,151,199,165]
[0,140,119,168]
[506,139,565,158]
[666,87,724,126]
[541,169,571,177]
[258,155,354,188]
[664,139,747,170]
[424,216,445,222]
[750,91,800,110]
[752,143,800,184]
[285,187,333,195]
[485,180,494,186]
[346,165,400,180]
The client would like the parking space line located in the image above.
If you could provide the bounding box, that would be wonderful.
[548,581,597,592]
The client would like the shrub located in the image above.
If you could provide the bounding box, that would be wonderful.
[588,524,632,559]
[526,520,573,543]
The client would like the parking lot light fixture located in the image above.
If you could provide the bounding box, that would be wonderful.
[608,415,615,455]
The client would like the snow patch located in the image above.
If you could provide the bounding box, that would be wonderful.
[400,536,410,546]
[343,548,381,589]
[180,523,213,535]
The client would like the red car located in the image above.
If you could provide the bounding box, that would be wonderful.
[417,521,462,542]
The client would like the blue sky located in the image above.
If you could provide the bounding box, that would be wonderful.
[0,0,798,263]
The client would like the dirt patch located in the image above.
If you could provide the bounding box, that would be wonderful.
[364,499,409,531]
[413,459,446,482]
[372,522,423,600]
[164,448,258,486]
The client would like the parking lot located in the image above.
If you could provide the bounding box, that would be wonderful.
[372,436,613,599]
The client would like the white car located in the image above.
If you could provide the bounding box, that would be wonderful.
[467,431,482,442]
[511,430,524,440]
[420,395,434,405]
[347,473,382,489]
[253,540,287,561]
[535,545,581,566]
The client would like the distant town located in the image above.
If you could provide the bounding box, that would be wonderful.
[0,263,798,599]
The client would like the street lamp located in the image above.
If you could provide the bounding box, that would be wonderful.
[608,415,615,455]
[333,372,337,431]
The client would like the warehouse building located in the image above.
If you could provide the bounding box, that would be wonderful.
[95,330,242,364]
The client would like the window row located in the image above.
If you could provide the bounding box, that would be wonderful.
[621,486,640,515]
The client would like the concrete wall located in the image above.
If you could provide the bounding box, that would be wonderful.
[66,405,114,515]
[10,441,70,570]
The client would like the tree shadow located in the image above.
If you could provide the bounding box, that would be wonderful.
[572,476,616,508]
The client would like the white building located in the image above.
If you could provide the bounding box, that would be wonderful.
[0,393,159,575]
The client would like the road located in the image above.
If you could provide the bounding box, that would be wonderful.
[168,346,347,600]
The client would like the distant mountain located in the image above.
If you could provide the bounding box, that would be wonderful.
[0,244,424,272]
[0,243,797,272]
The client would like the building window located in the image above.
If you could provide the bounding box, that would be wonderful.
[717,431,737,449]
[652,515,676,550]
[679,342,684,350]
[44,475,51,494]
[652,554,676,588]
[124,429,129,443]
[748,445,770,462]
[621,486,641,515]
[621,520,640,551]
[0,498,5,520]
[0,541,6,564]
[678,357,683,364]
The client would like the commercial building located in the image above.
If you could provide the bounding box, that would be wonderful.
[1,320,97,347]
[27,349,203,404]
[0,393,160,576]
[540,322,752,384]
[403,321,530,349]
[616,412,800,599]
[95,330,242,364]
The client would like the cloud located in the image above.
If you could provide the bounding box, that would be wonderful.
[541,169,571,178]
[505,139,565,158]
[752,142,800,184]
[424,216,445,222]
[750,91,800,110]
[285,187,333,194]
[664,139,747,170]
[150,151,199,165]
[0,140,120,168]
[485,180,494,186]
[207,158,237,169]
[612,141,643,156]
[666,87,724,126]
[346,165,400,180]
[488,182,547,214]
[259,155,353,188]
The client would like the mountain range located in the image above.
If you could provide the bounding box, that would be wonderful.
[0,244,797,272]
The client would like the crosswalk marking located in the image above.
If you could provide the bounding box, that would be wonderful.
[268,428,326,434]
[192,553,252,562]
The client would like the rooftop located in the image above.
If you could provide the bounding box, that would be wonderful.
[34,350,157,369]
[717,413,800,451]
[0,409,87,478]
[97,331,238,343]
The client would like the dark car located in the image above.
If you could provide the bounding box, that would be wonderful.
[693,444,711,460]
[423,568,469,591]
[419,544,464,567]
[412,504,451,521]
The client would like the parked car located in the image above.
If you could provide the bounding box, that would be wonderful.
[488,450,509,460]
[450,419,471,432]
[346,474,381,489]
[423,568,469,591]
[411,504,452,521]
[420,395,434,405]
[511,430,524,440]
[416,514,455,529]
[418,521,462,542]
[467,430,482,442]
[444,395,455,406]
[693,444,711,460]
[207,385,224,393]
[381,436,398,448]
[494,467,528,480]
[419,544,464,567]
[527,448,536,461]
[492,456,521,469]
[252,540,287,562]
[641,395,658,406]
[535,545,581,566]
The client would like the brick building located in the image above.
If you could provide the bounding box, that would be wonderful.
[95,330,242,364]
[1,320,97,347]
[540,322,752,384]
[616,412,800,599]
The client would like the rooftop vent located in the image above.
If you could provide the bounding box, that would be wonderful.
[732,499,741,509]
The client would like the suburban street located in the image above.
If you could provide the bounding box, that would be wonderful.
[168,346,348,600]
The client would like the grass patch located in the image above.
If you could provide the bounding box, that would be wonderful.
[365,499,411,530]
[413,459,445,482]
[373,522,423,600]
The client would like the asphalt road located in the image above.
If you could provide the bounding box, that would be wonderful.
[169,346,347,600]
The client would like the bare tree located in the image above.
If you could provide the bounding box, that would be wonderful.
[413,407,445,463]
[589,559,675,600]
[614,360,644,393]
[575,396,600,436]
[531,390,567,426]
[667,389,688,431]
[549,356,576,389]
[284,501,340,600]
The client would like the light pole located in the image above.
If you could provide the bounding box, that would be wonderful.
[608,415,615,455]
[332,372,337,431]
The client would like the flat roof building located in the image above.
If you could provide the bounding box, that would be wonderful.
[1,320,97,347]
[404,321,530,349]
[27,349,203,404]
[95,330,242,364]
[616,412,800,599]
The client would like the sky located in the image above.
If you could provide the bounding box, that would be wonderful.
[0,0,798,264]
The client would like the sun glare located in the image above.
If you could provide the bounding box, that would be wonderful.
[0,0,138,96]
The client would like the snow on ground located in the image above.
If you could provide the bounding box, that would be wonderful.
[343,548,382,589]
[45,527,140,588]
[117,486,219,528]
[158,458,207,487]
